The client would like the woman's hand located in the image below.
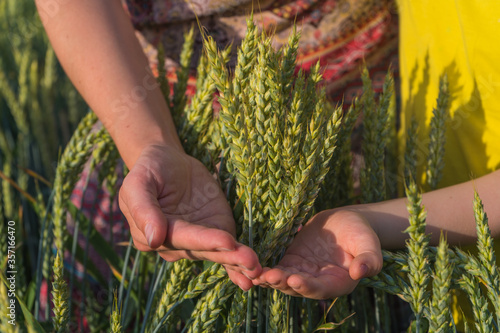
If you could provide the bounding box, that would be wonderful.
[252,210,382,299]
[119,145,261,290]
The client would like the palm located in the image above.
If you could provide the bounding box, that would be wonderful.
[154,149,236,247]
[253,210,382,299]
[119,145,261,290]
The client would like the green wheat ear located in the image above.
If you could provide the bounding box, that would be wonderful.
[428,233,453,332]
[150,260,196,331]
[459,273,493,333]
[52,111,100,254]
[404,116,419,184]
[110,292,122,333]
[52,252,69,333]
[172,26,195,125]
[361,66,393,203]
[404,179,430,331]
[471,191,500,324]
[426,74,449,190]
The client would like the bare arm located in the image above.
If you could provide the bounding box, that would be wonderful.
[253,171,500,298]
[36,0,262,289]
[344,170,500,249]
[35,0,181,167]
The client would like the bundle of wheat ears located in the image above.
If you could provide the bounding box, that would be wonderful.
[3,14,499,333]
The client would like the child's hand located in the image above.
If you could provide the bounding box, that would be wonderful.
[119,144,261,290]
[252,210,382,299]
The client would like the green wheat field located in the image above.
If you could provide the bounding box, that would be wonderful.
[0,1,499,332]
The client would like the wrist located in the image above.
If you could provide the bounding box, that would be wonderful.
[110,117,184,168]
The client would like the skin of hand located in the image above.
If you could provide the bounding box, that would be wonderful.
[118,148,262,291]
[35,0,261,290]
[253,169,500,298]
[252,210,383,299]
[119,145,261,290]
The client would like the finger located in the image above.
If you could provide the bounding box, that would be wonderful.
[252,268,300,295]
[119,168,168,249]
[286,271,358,299]
[251,267,272,286]
[226,266,253,291]
[128,215,237,253]
[156,243,262,279]
[252,268,302,297]
[344,220,383,280]
[349,251,383,280]
[165,218,237,252]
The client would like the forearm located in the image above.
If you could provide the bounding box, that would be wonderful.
[339,170,500,249]
[35,0,182,167]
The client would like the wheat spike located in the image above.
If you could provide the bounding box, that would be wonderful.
[178,53,217,159]
[110,292,122,333]
[181,263,227,301]
[51,253,69,333]
[426,75,449,190]
[459,273,493,333]
[187,278,236,333]
[0,281,16,333]
[361,67,393,203]
[171,26,195,125]
[428,233,453,333]
[404,116,419,184]
[226,288,248,332]
[404,179,431,331]
[269,290,286,333]
[52,112,102,252]
[319,99,360,209]
[471,191,500,324]
[150,260,195,331]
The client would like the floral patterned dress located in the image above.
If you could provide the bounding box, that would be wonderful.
[124,0,398,102]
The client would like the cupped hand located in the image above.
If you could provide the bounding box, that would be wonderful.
[252,210,382,299]
[119,145,261,290]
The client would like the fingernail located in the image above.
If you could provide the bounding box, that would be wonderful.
[145,224,156,247]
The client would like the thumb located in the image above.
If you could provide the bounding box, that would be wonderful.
[349,251,383,280]
[119,169,168,249]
